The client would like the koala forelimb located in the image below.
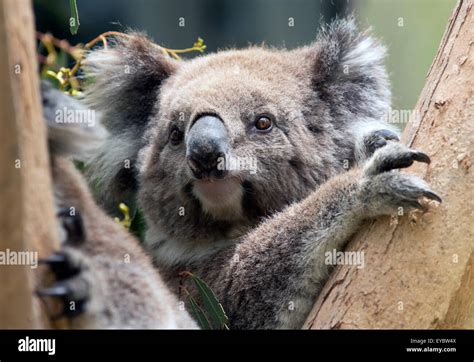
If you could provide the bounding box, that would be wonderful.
[160,143,440,329]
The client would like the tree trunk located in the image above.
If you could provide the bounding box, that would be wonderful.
[304,0,473,329]
[0,0,59,328]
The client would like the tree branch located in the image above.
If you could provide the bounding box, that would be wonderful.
[0,0,60,328]
[304,0,474,329]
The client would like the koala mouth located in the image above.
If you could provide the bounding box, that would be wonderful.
[192,177,244,220]
[193,177,241,202]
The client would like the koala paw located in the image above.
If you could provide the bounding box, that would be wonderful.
[37,248,92,320]
[360,142,441,216]
[363,129,400,157]
[37,209,97,321]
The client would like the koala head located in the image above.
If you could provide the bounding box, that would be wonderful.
[84,18,390,246]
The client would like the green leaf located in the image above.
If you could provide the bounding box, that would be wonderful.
[43,71,62,89]
[129,208,147,243]
[56,49,68,68]
[187,295,211,330]
[188,273,229,329]
[69,0,80,35]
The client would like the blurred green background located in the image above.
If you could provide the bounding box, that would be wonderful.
[34,0,456,127]
[358,0,456,119]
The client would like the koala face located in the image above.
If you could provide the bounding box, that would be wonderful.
[139,49,343,228]
[85,18,390,245]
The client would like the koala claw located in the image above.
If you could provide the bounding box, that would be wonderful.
[377,149,430,174]
[38,251,79,280]
[57,208,85,245]
[364,142,432,176]
[37,250,90,319]
[421,190,443,204]
[372,129,400,141]
[364,129,400,156]
[361,142,442,216]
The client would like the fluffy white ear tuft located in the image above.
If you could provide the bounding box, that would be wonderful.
[82,33,180,211]
[83,33,178,132]
[301,17,391,121]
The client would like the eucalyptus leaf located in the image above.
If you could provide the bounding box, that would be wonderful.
[188,273,229,329]
[69,0,80,35]
[188,295,211,330]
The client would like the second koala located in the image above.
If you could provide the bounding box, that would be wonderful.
[40,83,197,329]
[85,18,441,329]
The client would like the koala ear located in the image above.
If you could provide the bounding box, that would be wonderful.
[302,17,390,120]
[83,33,179,214]
[83,33,178,132]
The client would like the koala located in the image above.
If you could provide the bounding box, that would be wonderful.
[84,18,441,329]
[38,82,198,329]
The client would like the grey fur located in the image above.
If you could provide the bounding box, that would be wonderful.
[84,18,440,329]
[41,83,197,329]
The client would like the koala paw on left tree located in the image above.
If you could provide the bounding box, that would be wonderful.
[37,210,103,323]
[37,248,92,320]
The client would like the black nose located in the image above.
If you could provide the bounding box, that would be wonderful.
[186,115,229,179]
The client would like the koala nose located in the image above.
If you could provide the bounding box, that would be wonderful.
[186,115,230,179]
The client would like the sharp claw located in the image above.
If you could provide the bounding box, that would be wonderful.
[377,129,400,141]
[39,251,79,280]
[50,300,86,320]
[37,285,88,320]
[408,200,426,211]
[413,152,431,164]
[423,191,442,203]
[36,284,70,298]
[57,208,71,217]
[38,252,67,265]
[60,212,86,245]
[373,138,387,149]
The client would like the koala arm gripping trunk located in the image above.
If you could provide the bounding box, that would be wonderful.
[196,143,440,329]
[209,170,364,329]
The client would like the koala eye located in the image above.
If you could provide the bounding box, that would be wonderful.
[169,127,184,145]
[254,115,273,131]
